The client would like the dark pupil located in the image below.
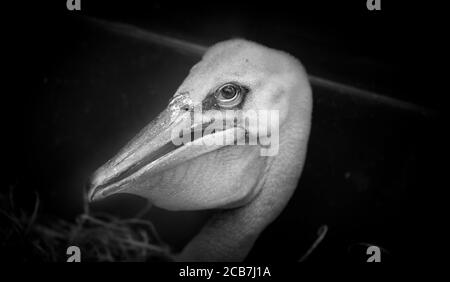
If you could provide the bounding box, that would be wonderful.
[221,85,237,99]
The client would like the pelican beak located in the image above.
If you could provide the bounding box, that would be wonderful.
[88,106,182,202]
[87,98,243,203]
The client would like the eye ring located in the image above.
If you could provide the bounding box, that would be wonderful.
[218,84,239,101]
[215,83,245,108]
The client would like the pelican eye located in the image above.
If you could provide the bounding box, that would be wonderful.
[215,83,247,108]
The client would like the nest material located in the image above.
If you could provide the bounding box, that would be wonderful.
[0,190,173,262]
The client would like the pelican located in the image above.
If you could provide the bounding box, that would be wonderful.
[87,39,312,261]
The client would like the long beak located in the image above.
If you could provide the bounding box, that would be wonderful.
[87,107,181,202]
[87,101,242,202]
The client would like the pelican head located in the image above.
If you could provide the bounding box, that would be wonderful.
[88,39,312,261]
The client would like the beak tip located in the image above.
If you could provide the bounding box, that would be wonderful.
[86,179,103,203]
